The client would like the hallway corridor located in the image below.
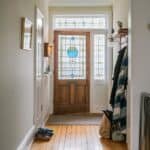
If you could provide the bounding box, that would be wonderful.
[31,125,127,150]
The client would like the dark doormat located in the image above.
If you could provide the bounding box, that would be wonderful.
[47,113,102,125]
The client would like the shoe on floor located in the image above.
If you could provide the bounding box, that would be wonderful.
[35,133,51,141]
[37,128,54,136]
[38,128,54,134]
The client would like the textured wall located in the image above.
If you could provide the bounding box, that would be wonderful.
[113,0,129,30]
[0,0,49,149]
[128,0,150,149]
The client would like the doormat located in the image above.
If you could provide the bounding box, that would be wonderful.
[47,113,102,125]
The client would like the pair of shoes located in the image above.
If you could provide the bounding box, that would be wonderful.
[35,133,50,141]
[35,128,54,141]
[38,128,54,136]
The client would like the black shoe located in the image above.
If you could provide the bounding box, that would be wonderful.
[39,128,53,133]
[38,128,54,136]
[35,132,50,141]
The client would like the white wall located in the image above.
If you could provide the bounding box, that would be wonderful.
[129,0,150,149]
[48,7,112,113]
[49,0,112,7]
[113,0,129,30]
[0,0,49,149]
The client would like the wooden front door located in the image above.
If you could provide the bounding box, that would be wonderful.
[54,31,90,114]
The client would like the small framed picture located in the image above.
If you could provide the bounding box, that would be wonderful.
[21,17,33,50]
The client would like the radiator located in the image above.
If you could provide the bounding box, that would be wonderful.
[139,93,150,150]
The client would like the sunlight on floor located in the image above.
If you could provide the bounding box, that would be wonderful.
[31,125,127,150]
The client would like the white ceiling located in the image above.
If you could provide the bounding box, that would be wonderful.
[49,0,113,7]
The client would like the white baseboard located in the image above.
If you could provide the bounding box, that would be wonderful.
[17,111,50,150]
[42,110,50,126]
[17,125,36,150]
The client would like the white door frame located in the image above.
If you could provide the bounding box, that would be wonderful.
[34,7,44,125]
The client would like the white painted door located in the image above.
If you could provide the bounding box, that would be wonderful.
[34,8,44,124]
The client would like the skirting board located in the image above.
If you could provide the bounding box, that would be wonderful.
[17,111,50,150]
[42,111,51,127]
[17,125,36,150]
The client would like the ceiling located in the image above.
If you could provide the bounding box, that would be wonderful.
[49,0,113,7]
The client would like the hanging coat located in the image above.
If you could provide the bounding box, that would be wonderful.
[110,47,126,107]
[112,47,128,131]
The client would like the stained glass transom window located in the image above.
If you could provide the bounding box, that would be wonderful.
[58,35,86,80]
[54,16,106,29]
[94,34,105,80]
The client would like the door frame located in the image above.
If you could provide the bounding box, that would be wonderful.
[53,30,91,114]
[34,7,44,124]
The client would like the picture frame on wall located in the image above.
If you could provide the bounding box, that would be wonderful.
[21,17,33,50]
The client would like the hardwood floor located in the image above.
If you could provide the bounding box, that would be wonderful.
[31,125,127,150]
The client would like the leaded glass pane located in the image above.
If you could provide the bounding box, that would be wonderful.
[58,35,86,80]
[54,16,106,29]
[94,34,105,80]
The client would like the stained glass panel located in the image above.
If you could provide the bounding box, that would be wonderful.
[54,16,106,29]
[94,34,105,80]
[58,35,86,80]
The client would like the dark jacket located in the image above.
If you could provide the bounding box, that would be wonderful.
[110,47,126,107]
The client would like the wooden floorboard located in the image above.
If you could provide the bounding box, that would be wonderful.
[31,125,127,150]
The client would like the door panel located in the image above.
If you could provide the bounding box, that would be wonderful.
[54,31,90,114]
[34,8,44,124]
[55,85,70,104]
[76,85,86,104]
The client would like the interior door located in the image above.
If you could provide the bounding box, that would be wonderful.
[34,8,44,124]
[54,31,90,114]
